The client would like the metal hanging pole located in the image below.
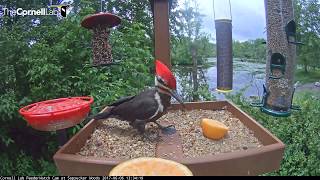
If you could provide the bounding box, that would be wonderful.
[213,0,232,20]
[213,0,216,20]
[101,0,103,12]
[229,0,232,21]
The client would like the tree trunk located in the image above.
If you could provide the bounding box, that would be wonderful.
[304,63,309,73]
[191,43,199,101]
[188,72,192,101]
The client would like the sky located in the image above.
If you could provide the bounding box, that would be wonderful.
[181,0,267,42]
[0,0,266,42]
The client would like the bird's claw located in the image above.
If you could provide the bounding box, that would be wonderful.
[161,125,176,135]
[142,132,161,142]
[163,124,175,129]
[154,122,177,135]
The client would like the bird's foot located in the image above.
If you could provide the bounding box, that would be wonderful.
[154,122,177,135]
[142,132,161,142]
[161,126,176,135]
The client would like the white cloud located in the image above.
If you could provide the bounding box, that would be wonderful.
[179,0,267,41]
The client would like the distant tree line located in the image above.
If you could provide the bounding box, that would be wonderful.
[294,0,320,73]
[233,39,266,63]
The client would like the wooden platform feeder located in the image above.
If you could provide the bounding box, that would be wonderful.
[53,101,285,176]
[81,13,121,67]
[53,0,285,176]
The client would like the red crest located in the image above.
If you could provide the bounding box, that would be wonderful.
[155,60,177,90]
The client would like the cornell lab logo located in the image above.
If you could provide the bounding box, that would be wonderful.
[2,4,69,17]
[48,4,69,17]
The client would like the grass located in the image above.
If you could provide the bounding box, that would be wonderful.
[295,69,320,84]
[295,89,320,100]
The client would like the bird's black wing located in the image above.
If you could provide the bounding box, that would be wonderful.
[109,95,136,106]
[111,89,159,121]
[93,95,136,120]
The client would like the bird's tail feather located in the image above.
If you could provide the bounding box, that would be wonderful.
[93,108,113,120]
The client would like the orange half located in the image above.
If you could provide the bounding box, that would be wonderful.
[109,157,193,176]
[201,118,229,140]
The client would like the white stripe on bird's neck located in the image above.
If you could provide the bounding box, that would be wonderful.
[149,91,164,119]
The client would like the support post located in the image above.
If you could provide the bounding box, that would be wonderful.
[151,0,171,69]
[57,129,68,147]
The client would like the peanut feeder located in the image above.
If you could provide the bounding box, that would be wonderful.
[81,13,121,66]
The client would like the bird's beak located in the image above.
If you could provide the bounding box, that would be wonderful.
[169,90,185,107]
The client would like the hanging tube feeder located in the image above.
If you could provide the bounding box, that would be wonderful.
[81,12,121,67]
[213,0,233,93]
[252,0,301,117]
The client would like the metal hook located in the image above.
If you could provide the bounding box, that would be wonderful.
[100,0,106,12]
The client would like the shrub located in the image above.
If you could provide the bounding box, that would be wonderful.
[228,92,320,176]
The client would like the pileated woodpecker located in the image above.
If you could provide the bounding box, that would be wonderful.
[93,60,185,135]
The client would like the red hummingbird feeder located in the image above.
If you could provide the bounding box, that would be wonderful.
[81,12,121,67]
[19,97,94,132]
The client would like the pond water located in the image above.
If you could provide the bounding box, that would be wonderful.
[174,58,266,101]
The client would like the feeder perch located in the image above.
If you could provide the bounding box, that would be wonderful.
[256,85,300,117]
[19,97,94,146]
[81,13,121,67]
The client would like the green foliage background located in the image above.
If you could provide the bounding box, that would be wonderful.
[0,0,154,175]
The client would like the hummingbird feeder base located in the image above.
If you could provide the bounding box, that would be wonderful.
[19,97,94,131]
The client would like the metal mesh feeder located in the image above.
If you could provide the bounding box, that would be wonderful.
[213,0,233,93]
[81,13,121,67]
[215,19,233,92]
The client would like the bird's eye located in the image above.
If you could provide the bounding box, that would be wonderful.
[157,77,165,84]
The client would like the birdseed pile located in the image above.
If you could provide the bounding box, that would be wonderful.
[78,118,158,159]
[78,109,263,159]
[166,109,263,158]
